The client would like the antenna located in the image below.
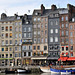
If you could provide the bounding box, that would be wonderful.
[4,9,7,13]
[28,10,30,14]
[58,4,60,8]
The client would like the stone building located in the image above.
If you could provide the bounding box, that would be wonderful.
[22,14,32,65]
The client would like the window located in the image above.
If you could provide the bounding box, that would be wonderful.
[28,27,31,32]
[10,54,12,58]
[34,25,37,28]
[10,40,12,44]
[6,33,8,38]
[29,46,32,50]
[5,48,8,51]
[41,24,43,28]
[61,24,64,28]
[55,37,58,42]
[38,31,40,35]
[15,34,18,38]
[2,40,4,45]
[37,38,40,43]
[51,21,53,25]
[44,46,47,50]
[2,54,4,58]
[62,47,64,51]
[38,18,40,21]
[15,53,18,57]
[34,18,36,21]
[70,39,73,44]
[10,48,12,51]
[45,30,47,35]
[34,31,37,35]
[50,29,53,33]
[66,47,68,51]
[55,21,58,25]
[2,33,4,38]
[41,38,43,43]
[45,38,47,43]
[38,24,40,28]
[37,46,40,50]
[66,31,68,36]
[33,46,36,50]
[19,47,21,51]
[10,26,12,31]
[61,31,64,36]
[2,48,4,51]
[15,40,17,44]
[70,25,73,29]
[19,27,21,32]
[61,16,64,21]
[19,34,21,38]
[15,22,18,25]
[22,46,27,50]
[19,22,21,25]
[24,33,26,37]
[55,29,58,33]
[15,47,17,51]
[45,18,47,21]
[28,33,31,38]
[15,27,18,32]
[71,46,73,50]
[2,27,4,30]
[65,16,68,21]
[34,38,37,43]
[24,27,26,32]
[6,40,8,44]
[6,26,8,31]
[19,53,21,57]
[24,52,26,56]
[70,32,73,37]
[45,24,47,28]
[50,37,53,42]
[28,52,31,56]
[71,53,73,56]
[66,23,68,27]
[10,33,12,38]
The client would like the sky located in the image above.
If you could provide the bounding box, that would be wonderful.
[0,0,75,16]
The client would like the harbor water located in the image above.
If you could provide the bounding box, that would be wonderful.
[0,73,73,75]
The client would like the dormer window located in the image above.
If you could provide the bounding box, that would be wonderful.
[35,12,38,15]
[72,18,75,22]
[26,21,28,24]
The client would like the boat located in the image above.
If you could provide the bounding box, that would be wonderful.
[40,66,50,72]
[17,68,31,73]
[5,69,15,74]
[50,67,75,75]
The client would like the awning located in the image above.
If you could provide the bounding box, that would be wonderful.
[66,52,68,55]
[31,57,47,60]
[67,57,75,61]
[58,57,68,61]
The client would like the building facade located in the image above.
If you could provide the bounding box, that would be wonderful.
[22,14,32,65]
[48,5,60,62]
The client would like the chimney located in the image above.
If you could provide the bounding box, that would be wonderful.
[41,4,45,15]
[24,14,28,20]
[1,13,7,19]
[51,4,57,10]
[14,14,18,18]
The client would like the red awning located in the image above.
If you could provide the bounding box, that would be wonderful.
[58,57,68,61]
[66,52,68,55]
[62,53,64,54]
[67,57,75,61]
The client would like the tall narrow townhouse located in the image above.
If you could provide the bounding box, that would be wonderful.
[32,4,48,65]
[0,13,14,66]
[47,5,60,63]
[13,14,22,66]
[59,8,69,57]
[22,14,32,65]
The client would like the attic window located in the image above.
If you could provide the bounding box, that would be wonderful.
[35,12,38,15]
[72,18,74,22]
[26,21,28,24]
